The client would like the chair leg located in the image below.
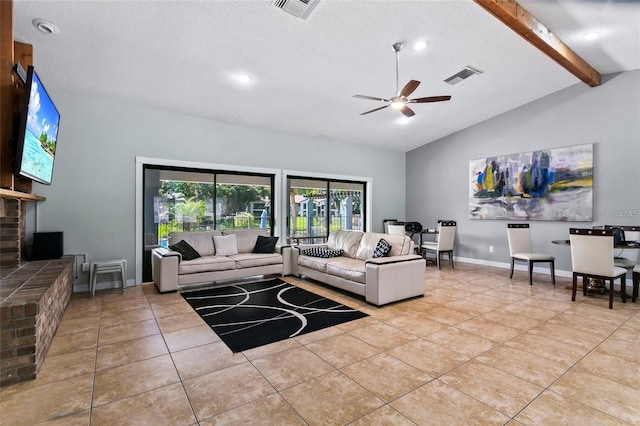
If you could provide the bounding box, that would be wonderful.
[437,251,441,270]
[449,251,454,269]
[550,260,556,286]
[621,276,626,304]
[528,260,533,286]
[572,273,578,301]
[633,272,639,303]
[509,258,515,279]
[583,276,588,296]
[609,279,614,309]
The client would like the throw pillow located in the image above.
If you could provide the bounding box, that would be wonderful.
[253,235,279,254]
[169,240,201,261]
[372,238,392,258]
[213,234,239,256]
[301,247,344,258]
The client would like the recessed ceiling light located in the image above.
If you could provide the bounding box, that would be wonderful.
[396,116,412,125]
[32,19,59,35]
[235,74,252,84]
[413,40,427,51]
[584,31,600,40]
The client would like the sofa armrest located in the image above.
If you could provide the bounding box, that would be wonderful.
[278,246,292,275]
[151,247,179,292]
[365,256,426,306]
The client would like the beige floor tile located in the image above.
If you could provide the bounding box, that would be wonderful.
[151,300,196,318]
[47,329,98,357]
[145,291,187,306]
[596,335,640,364]
[98,318,161,346]
[280,370,384,425]
[476,345,569,387]
[528,322,606,350]
[348,323,417,350]
[163,323,220,352]
[293,324,344,345]
[479,309,541,331]
[99,306,155,328]
[201,393,306,426]
[306,332,383,369]
[242,337,302,360]
[349,404,416,426]
[34,348,96,386]
[36,410,91,426]
[386,313,448,337]
[388,338,470,377]
[481,288,529,302]
[455,317,522,343]
[426,326,497,358]
[550,369,640,424]
[334,315,380,332]
[100,296,150,313]
[171,341,247,380]
[96,334,168,370]
[391,380,510,425]
[440,360,544,417]
[501,302,559,321]
[55,315,101,336]
[504,332,589,367]
[184,362,276,421]
[93,354,180,406]
[252,346,335,390]
[155,311,207,334]
[520,296,575,312]
[62,300,103,319]
[341,352,432,402]
[90,382,196,426]
[0,373,93,426]
[418,305,474,325]
[515,390,624,425]
[546,312,621,338]
[573,351,640,390]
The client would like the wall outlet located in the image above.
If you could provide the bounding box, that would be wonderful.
[489,246,494,253]
[82,263,90,272]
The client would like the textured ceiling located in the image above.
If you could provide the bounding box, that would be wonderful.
[13,0,640,152]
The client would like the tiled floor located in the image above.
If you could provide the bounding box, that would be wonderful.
[2,263,639,425]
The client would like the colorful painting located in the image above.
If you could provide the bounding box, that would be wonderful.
[469,144,593,221]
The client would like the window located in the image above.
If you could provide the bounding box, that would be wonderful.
[287,176,365,244]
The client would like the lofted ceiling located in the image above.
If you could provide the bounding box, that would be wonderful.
[12,0,640,152]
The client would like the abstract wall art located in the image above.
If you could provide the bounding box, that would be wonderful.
[469,143,593,221]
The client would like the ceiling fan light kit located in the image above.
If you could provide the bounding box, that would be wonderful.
[353,42,451,118]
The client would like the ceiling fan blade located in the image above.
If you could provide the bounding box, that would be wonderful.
[399,105,415,117]
[400,80,420,98]
[409,95,452,103]
[360,105,389,115]
[353,94,389,102]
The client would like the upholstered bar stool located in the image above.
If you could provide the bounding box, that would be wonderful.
[90,259,127,298]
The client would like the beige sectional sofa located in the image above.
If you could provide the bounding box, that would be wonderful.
[292,230,426,306]
[151,229,291,292]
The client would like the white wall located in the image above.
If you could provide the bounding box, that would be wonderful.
[32,93,406,284]
[406,70,640,274]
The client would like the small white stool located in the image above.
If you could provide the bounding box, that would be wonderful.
[90,259,127,298]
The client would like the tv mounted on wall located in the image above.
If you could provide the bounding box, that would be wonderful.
[13,65,60,186]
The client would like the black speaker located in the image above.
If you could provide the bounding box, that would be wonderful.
[32,232,63,260]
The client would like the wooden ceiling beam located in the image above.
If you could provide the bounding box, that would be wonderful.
[474,0,601,87]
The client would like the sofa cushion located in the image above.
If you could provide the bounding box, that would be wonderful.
[253,235,279,254]
[170,231,221,256]
[372,238,392,258]
[355,232,410,260]
[178,256,236,275]
[224,230,269,253]
[326,258,366,284]
[298,255,330,273]
[169,239,201,261]
[229,253,283,269]
[213,234,239,256]
[302,247,344,258]
[327,230,363,258]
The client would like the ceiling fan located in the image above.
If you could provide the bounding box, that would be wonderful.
[353,42,451,118]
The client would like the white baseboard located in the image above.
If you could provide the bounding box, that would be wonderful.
[452,256,573,278]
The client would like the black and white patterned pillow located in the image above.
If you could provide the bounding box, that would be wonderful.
[301,247,344,258]
[372,238,392,258]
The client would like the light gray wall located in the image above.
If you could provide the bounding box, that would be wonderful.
[31,94,406,284]
[407,70,640,274]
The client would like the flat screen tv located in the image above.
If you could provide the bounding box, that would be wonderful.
[13,66,60,185]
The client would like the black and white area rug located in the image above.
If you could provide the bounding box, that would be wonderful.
[181,279,368,352]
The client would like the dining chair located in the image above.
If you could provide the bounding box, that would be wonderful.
[506,223,555,286]
[603,225,640,269]
[387,223,407,236]
[570,228,627,309]
[632,265,639,303]
[422,220,456,269]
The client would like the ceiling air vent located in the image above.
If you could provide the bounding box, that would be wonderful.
[444,66,483,86]
[272,0,320,20]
